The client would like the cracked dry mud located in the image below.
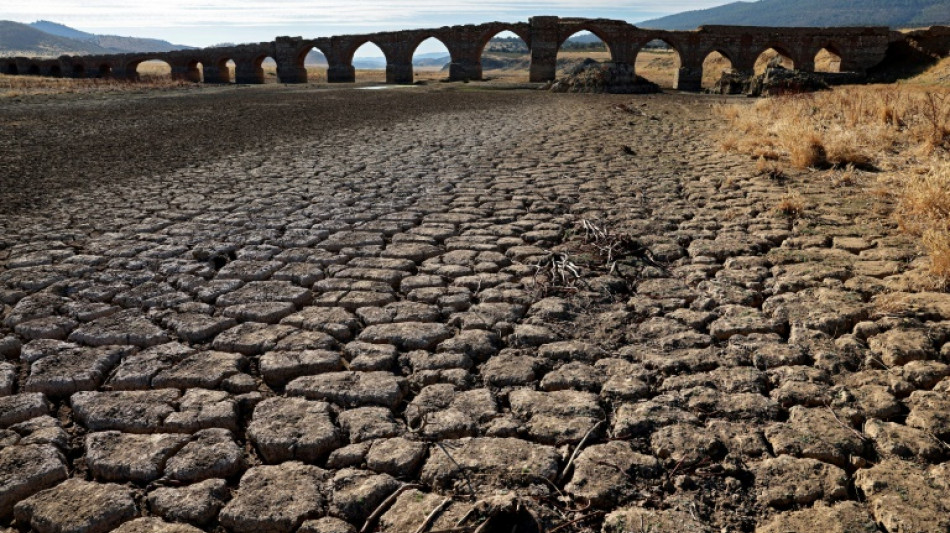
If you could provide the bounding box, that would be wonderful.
[1,85,949,533]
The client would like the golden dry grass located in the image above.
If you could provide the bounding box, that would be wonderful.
[720,85,950,278]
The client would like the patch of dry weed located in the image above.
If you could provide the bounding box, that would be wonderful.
[720,85,950,279]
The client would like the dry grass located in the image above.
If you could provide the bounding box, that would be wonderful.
[720,84,950,278]
[773,192,805,218]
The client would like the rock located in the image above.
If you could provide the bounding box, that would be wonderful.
[107,343,194,390]
[754,455,849,507]
[765,406,867,468]
[299,517,357,533]
[864,419,945,462]
[85,431,189,482]
[651,423,726,467]
[480,353,541,387]
[602,507,712,533]
[68,310,168,347]
[746,67,831,97]
[23,343,128,397]
[148,478,228,526]
[0,393,49,427]
[420,437,559,491]
[71,389,237,434]
[14,478,137,533]
[248,397,341,462]
[219,462,330,533]
[164,313,236,343]
[906,390,950,440]
[540,362,605,392]
[550,61,660,94]
[358,322,453,351]
[211,323,296,355]
[755,501,878,533]
[869,328,936,366]
[538,340,606,362]
[508,389,604,445]
[151,351,246,390]
[259,350,343,387]
[0,444,68,517]
[612,401,699,439]
[328,468,401,523]
[343,342,396,371]
[281,307,360,342]
[337,407,404,443]
[286,371,407,409]
[215,281,312,308]
[565,441,660,507]
[366,437,428,477]
[112,518,204,533]
[377,489,459,533]
[762,288,868,336]
[163,428,246,482]
[854,459,950,533]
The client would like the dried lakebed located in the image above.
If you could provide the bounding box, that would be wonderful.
[0,85,949,533]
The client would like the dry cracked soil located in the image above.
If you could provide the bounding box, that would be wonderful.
[0,83,949,533]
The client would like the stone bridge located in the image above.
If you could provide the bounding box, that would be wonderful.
[1,16,903,90]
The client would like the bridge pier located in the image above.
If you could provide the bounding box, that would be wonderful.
[203,65,230,84]
[235,63,264,84]
[675,65,703,92]
[387,62,414,85]
[528,16,559,82]
[171,64,201,83]
[328,64,355,83]
[449,60,482,82]
[278,65,308,84]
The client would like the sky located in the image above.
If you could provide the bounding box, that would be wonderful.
[7,0,733,56]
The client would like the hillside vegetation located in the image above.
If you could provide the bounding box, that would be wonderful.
[0,20,191,57]
[641,0,950,29]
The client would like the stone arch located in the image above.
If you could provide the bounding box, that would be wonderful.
[409,35,453,82]
[294,42,330,83]
[343,37,390,70]
[4,62,17,75]
[700,48,735,89]
[635,38,683,89]
[477,29,531,81]
[72,63,86,78]
[184,59,204,82]
[250,54,278,83]
[476,26,532,58]
[126,59,172,81]
[28,64,40,75]
[557,26,616,63]
[348,40,388,83]
[214,57,236,83]
[97,63,112,78]
[49,65,61,77]
[814,43,843,73]
[754,44,795,74]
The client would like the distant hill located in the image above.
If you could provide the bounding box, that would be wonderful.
[0,21,113,56]
[639,0,950,30]
[0,19,193,58]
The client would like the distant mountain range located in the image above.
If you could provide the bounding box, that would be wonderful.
[639,0,950,30]
[0,20,193,57]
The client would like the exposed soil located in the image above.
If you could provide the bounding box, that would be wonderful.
[0,83,947,533]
